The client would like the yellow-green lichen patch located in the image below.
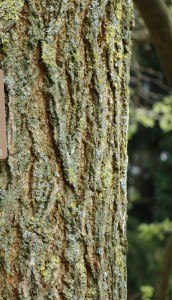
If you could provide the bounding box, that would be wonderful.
[40,255,61,282]
[116,1,123,20]
[106,25,116,45]
[0,0,24,21]
[42,42,57,68]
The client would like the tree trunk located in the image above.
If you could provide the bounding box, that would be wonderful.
[156,235,172,300]
[0,1,133,299]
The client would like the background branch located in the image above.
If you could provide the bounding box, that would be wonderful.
[134,0,172,87]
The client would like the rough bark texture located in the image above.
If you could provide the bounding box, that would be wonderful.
[0,1,133,299]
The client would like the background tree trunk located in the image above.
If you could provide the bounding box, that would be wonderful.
[156,235,172,300]
[134,0,172,87]
[0,1,133,299]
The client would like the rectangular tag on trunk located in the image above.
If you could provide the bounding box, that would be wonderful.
[0,70,7,159]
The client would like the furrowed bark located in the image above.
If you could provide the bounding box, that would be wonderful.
[0,1,133,299]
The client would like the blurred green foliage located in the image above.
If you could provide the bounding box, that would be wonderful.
[128,3,172,299]
[140,285,154,300]
[154,95,172,132]
[139,219,172,241]
[129,94,172,139]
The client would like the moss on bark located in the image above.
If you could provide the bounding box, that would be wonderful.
[0,0,134,299]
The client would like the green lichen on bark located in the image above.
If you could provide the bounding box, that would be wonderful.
[0,0,24,21]
[0,0,134,299]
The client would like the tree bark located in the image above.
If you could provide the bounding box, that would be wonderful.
[0,1,133,299]
[156,235,172,300]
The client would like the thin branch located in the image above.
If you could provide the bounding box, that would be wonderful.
[130,74,170,92]
[138,66,163,79]
[132,29,150,43]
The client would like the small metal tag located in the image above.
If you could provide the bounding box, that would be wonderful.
[0,70,7,159]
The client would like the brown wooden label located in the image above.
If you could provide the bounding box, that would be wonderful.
[0,70,7,159]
